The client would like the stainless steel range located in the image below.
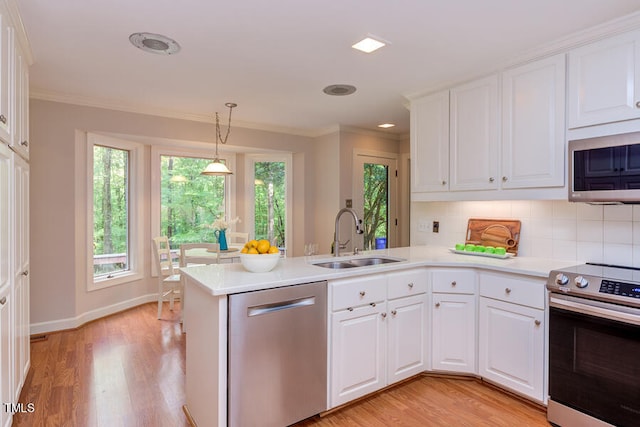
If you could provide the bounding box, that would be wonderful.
[547,263,640,427]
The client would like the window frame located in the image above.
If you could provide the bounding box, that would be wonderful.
[244,153,292,251]
[87,133,144,291]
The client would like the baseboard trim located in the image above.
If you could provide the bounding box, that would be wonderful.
[29,293,158,335]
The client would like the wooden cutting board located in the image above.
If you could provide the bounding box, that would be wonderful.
[465,218,521,255]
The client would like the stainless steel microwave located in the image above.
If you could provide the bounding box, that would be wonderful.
[569,131,640,203]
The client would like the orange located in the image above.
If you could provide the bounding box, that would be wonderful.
[257,239,271,254]
[248,239,259,249]
[247,247,259,254]
[267,246,279,254]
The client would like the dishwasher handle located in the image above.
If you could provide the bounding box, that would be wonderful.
[247,296,316,317]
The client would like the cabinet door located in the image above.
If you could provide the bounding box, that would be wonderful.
[10,45,28,160]
[0,144,9,293]
[0,12,12,145]
[450,75,499,191]
[387,294,427,383]
[478,297,544,402]
[0,285,12,427]
[410,91,450,192]
[330,303,386,408]
[568,30,640,128]
[432,293,476,374]
[502,54,565,189]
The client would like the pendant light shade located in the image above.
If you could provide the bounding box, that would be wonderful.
[202,102,237,176]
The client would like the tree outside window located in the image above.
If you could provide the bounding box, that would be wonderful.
[254,161,286,248]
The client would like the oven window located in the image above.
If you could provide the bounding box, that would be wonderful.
[549,306,640,427]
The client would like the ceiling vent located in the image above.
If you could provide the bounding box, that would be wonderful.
[323,84,357,96]
[129,32,181,55]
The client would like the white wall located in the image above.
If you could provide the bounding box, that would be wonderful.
[412,200,640,266]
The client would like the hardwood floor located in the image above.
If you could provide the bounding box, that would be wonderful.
[13,302,549,426]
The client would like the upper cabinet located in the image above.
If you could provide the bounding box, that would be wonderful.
[0,11,12,146]
[449,75,500,191]
[411,54,566,200]
[568,29,640,129]
[11,43,29,160]
[502,54,566,189]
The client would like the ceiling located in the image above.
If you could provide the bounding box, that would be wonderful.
[15,1,640,137]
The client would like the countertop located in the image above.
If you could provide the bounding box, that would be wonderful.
[180,245,578,296]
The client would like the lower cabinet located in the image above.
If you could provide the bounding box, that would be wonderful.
[478,272,545,403]
[0,284,11,427]
[329,268,428,408]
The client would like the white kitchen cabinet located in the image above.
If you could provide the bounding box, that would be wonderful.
[10,43,28,160]
[501,54,566,189]
[0,143,8,293]
[431,269,476,374]
[12,153,28,398]
[478,272,545,403]
[0,9,12,146]
[449,74,500,191]
[0,284,12,427]
[329,268,428,408]
[410,90,449,193]
[568,29,640,129]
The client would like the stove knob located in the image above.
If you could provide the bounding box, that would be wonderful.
[574,276,589,289]
[555,273,569,286]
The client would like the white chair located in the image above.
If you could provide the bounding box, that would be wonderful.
[152,236,182,319]
[226,232,249,245]
[179,242,220,267]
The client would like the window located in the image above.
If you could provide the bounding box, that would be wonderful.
[159,155,226,247]
[88,134,143,290]
[246,154,292,251]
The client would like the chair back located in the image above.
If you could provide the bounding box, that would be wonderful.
[227,232,249,245]
[179,243,220,267]
[152,236,177,277]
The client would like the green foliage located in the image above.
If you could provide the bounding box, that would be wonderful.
[254,161,286,247]
[363,163,388,249]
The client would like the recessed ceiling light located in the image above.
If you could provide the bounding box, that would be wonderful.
[378,123,395,129]
[129,32,181,55]
[352,36,386,53]
[323,84,357,96]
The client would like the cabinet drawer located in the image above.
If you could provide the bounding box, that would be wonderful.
[331,275,386,311]
[387,268,427,300]
[479,272,545,309]
[432,269,476,294]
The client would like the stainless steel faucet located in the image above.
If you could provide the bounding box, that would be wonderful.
[334,208,364,257]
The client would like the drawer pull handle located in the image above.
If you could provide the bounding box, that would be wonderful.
[505,288,512,294]
[359,291,366,297]
[391,310,397,316]
[370,302,376,307]
[435,302,441,308]
[451,281,457,287]
[408,283,414,289]
[534,320,541,326]
[0,297,5,305]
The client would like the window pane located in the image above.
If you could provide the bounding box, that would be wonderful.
[160,155,225,248]
[93,145,129,277]
[254,161,285,248]
[364,163,389,250]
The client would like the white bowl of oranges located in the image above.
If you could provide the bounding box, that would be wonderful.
[239,239,281,273]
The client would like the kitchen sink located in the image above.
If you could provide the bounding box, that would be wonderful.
[312,256,404,269]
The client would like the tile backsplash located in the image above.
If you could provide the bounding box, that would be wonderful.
[411,200,640,266]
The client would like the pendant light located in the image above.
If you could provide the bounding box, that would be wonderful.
[202,102,237,176]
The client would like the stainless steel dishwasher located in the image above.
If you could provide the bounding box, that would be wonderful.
[228,281,327,427]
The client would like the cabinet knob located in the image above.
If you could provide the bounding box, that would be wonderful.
[0,114,6,124]
[359,291,366,297]
[370,302,376,307]
[408,282,414,289]
[451,281,457,287]
[20,140,28,147]
[636,101,640,108]
[505,288,512,294]
[534,320,541,326]
[391,310,397,316]
[22,270,28,276]
[502,176,508,182]
[441,180,447,185]
[435,302,441,308]
[380,312,387,318]
[0,297,5,305]
[489,177,495,182]
[347,307,354,312]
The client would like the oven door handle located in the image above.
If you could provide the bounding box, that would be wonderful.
[550,295,640,326]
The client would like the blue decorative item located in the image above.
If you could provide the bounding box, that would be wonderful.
[214,229,229,251]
